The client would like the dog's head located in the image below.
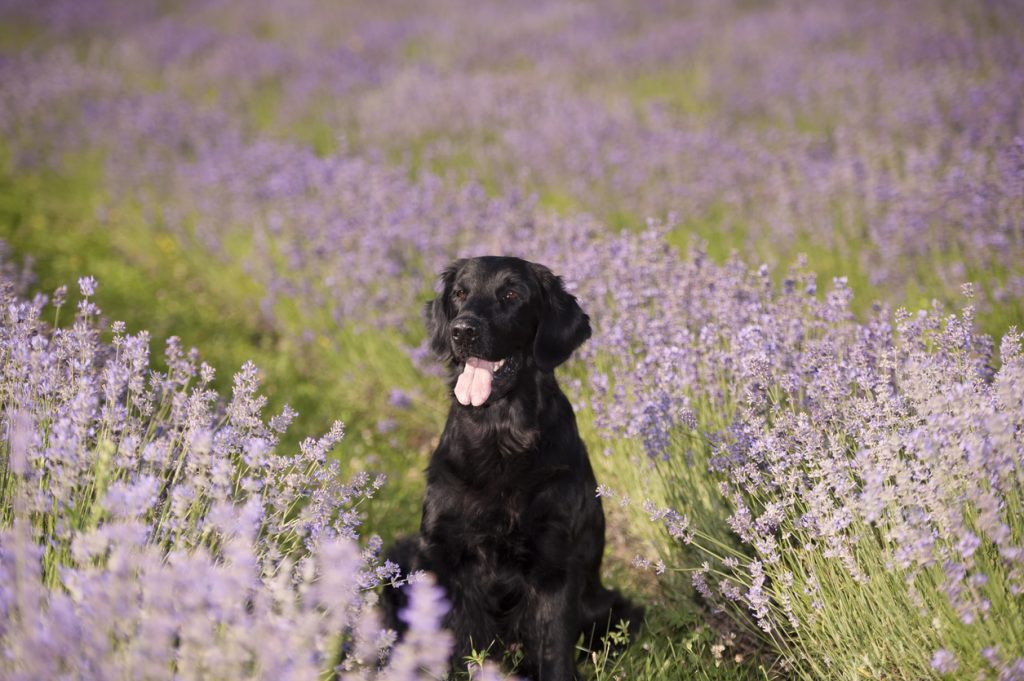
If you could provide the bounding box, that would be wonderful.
[425,256,591,407]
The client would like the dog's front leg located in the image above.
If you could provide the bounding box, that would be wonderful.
[520,577,580,681]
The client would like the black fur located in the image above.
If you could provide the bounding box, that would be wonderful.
[383,256,642,680]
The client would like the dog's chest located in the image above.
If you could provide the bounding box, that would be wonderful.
[427,411,583,567]
[454,478,556,561]
[463,481,530,534]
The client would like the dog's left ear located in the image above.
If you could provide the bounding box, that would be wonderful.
[531,263,591,372]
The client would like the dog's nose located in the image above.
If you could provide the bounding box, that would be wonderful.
[451,320,480,345]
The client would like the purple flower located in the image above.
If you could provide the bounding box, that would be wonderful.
[383,574,453,680]
[387,388,413,409]
[102,475,160,519]
[931,649,959,675]
[77,276,97,297]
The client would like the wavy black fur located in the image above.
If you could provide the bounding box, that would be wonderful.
[382,256,642,681]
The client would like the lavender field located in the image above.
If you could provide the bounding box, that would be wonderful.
[1,0,1023,678]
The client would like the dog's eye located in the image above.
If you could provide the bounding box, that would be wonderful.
[503,290,519,302]
[452,288,467,301]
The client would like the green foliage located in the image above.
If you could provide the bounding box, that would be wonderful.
[0,151,435,542]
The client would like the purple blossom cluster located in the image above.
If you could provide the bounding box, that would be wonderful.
[0,275,454,679]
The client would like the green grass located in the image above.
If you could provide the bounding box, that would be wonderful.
[0,20,43,53]
[613,64,717,120]
[582,600,778,681]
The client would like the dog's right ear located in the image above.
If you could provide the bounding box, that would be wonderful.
[424,260,462,363]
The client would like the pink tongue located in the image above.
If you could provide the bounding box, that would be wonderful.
[454,357,495,406]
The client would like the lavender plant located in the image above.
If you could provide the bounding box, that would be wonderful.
[572,232,1024,678]
[0,274,459,679]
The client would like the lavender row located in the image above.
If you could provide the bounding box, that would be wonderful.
[4,0,1022,320]
[0,274,484,679]
[574,233,1024,676]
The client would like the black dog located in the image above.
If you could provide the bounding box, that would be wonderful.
[383,256,641,680]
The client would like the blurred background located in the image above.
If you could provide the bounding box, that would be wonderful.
[1,0,1022,677]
